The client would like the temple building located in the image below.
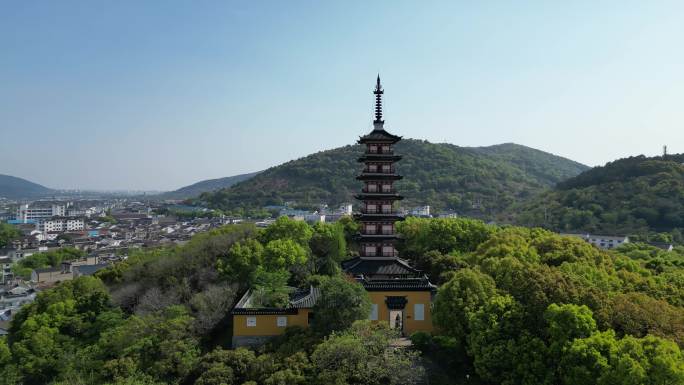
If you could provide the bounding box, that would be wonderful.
[231,77,435,347]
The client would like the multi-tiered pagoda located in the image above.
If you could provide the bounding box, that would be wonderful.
[342,76,436,335]
[231,77,436,346]
[354,76,404,258]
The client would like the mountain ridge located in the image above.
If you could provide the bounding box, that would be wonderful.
[158,172,260,200]
[196,139,589,216]
[504,153,684,236]
[0,174,54,199]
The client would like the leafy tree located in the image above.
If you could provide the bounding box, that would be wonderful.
[467,295,552,385]
[432,268,497,341]
[0,223,20,248]
[194,347,256,385]
[607,292,684,345]
[397,217,495,258]
[261,216,313,247]
[311,321,423,385]
[251,269,291,308]
[309,222,347,275]
[263,239,308,271]
[217,239,263,288]
[98,306,200,383]
[544,303,597,356]
[7,277,120,385]
[474,227,541,264]
[312,276,371,335]
[560,331,684,385]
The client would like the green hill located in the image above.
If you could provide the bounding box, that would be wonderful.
[0,174,54,199]
[197,139,588,216]
[158,172,259,200]
[505,154,684,237]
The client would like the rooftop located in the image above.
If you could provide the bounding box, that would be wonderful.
[231,286,320,315]
[342,256,421,277]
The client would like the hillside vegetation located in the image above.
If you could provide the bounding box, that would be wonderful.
[158,172,260,200]
[0,174,53,199]
[2,217,683,385]
[506,154,684,238]
[197,140,588,216]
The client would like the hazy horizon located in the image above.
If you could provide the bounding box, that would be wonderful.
[2,1,683,190]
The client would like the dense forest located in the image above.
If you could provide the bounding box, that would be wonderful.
[505,154,684,239]
[196,140,588,216]
[2,217,684,385]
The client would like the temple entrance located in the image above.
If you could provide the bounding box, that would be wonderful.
[389,310,403,332]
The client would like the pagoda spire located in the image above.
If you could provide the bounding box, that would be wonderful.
[373,75,384,130]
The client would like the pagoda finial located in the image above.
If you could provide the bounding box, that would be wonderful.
[373,74,384,130]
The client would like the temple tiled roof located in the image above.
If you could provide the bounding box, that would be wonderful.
[342,256,420,276]
[289,286,320,308]
[357,276,437,292]
[231,286,320,315]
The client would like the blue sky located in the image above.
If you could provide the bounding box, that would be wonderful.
[1,1,683,190]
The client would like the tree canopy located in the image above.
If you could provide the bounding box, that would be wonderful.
[2,217,684,385]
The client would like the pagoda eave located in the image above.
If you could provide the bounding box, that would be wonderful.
[356,174,403,181]
[354,234,403,242]
[357,131,402,144]
[354,193,403,200]
[357,155,402,162]
[353,213,404,222]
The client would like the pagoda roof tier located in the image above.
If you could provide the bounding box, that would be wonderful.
[354,193,404,201]
[357,129,402,144]
[353,213,404,222]
[356,174,403,181]
[357,154,402,163]
[342,256,421,277]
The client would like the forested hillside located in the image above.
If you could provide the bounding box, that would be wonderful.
[158,172,260,200]
[0,174,53,199]
[2,217,683,385]
[197,140,588,216]
[506,154,684,238]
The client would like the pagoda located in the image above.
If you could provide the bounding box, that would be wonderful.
[354,75,404,258]
[231,77,436,346]
[343,76,436,335]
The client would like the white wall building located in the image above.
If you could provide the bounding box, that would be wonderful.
[16,203,66,223]
[409,205,431,217]
[38,217,85,232]
[562,233,630,250]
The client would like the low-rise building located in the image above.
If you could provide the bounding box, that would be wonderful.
[8,246,50,262]
[73,263,109,278]
[31,266,73,285]
[648,242,674,252]
[0,258,13,284]
[231,286,319,348]
[562,233,630,250]
[38,217,85,232]
[409,206,431,217]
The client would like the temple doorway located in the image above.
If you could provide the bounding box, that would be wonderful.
[389,310,403,332]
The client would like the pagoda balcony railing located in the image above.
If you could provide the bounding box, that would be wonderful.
[361,188,396,194]
[366,149,394,155]
[361,209,394,215]
[362,167,396,174]
[363,230,396,235]
[363,251,400,257]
